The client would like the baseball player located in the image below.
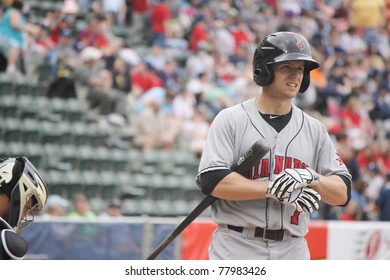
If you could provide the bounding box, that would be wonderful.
[0,156,48,260]
[196,31,352,260]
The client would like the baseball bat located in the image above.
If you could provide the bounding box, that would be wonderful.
[146,138,270,260]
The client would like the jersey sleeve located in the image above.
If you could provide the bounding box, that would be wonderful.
[197,108,236,178]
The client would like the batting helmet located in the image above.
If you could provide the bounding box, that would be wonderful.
[0,157,48,232]
[253,31,320,93]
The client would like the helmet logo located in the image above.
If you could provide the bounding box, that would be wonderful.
[0,162,15,185]
[296,37,305,51]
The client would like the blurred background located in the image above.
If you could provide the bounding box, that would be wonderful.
[0,0,390,259]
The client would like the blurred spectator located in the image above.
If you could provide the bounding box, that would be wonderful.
[171,88,195,120]
[376,174,390,221]
[1,0,390,224]
[145,42,167,72]
[189,13,208,52]
[156,57,182,93]
[363,163,385,204]
[61,0,79,15]
[110,56,132,93]
[369,84,390,121]
[132,98,178,150]
[76,13,110,51]
[67,192,100,259]
[102,37,124,71]
[0,0,39,74]
[46,28,79,99]
[49,14,76,45]
[131,61,163,95]
[181,108,209,157]
[349,0,386,40]
[210,19,234,57]
[43,194,70,217]
[337,26,367,55]
[185,48,215,80]
[350,178,371,220]
[186,71,212,107]
[73,46,105,88]
[340,201,361,221]
[229,19,253,55]
[102,0,127,28]
[99,198,123,218]
[33,23,56,59]
[68,193,97,219]
[340,94,376,151]
[277,0,301,17]
[130,0,149,31]
[76,0,91,11]
[149,0,171,45]
[86,69,129,120]
[334,132,361,180]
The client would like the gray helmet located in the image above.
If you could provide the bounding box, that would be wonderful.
[0,157,48,232]
[253,31,320,93]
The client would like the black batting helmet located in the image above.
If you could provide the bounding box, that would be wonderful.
[252,31,320,93]
[0,157,48,232]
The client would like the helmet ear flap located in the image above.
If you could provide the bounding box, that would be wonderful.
[299,70,310,93]
[253,65,274,87]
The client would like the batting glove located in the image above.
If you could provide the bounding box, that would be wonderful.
[294,167,320,187]
[266,167,320,202]
[286,187,321,214]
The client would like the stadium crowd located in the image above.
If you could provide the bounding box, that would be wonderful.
[0,0,390,221]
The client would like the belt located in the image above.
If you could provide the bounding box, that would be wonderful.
[226,225,297,241]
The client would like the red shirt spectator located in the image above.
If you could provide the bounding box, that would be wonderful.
[150,0,171,35]
[131,62,163,93]
[132,0,149,13]
[189,19,208,52]
[76,14,109,50]
[229,20,252,54]
[49,16,74,44]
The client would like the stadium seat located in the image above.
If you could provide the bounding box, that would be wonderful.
[3,118,23,142]
[0,95,19,118]
[0,76,15,96]
[155,200,176,217]
[36,62,52,84]
[13,80,34,97]
[21,119,43,143]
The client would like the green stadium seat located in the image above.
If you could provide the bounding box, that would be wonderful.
[21,119,43,143]
[3,118,23,142]
[0,95,19,118]
[0,77,15,96]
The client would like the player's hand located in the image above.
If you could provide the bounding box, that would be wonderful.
[285,187,321,214]
[266,167,319,202]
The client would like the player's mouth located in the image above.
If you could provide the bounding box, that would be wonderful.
[286,82,298,88]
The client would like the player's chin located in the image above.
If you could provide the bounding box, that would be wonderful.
[284,90,299,99]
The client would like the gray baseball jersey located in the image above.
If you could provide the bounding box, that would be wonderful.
[197,98,352,236]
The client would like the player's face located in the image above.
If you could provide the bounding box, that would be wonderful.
[270,60,305,99]
[0,195,10,220]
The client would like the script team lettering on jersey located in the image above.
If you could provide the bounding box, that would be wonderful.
[248,155,308,180]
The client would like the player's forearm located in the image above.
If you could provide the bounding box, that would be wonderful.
[211,172,268,200]
[312,174,348,206]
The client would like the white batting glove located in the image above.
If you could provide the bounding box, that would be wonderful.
[295,167,320,187]
[266,167,320,202]
[285,188,321,214]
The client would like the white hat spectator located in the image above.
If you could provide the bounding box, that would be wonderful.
[46,194,69,209]
[61,0,79,14]
[80,46,102,62]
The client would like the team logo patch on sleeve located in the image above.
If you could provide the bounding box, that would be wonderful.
[335,154,344,166]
